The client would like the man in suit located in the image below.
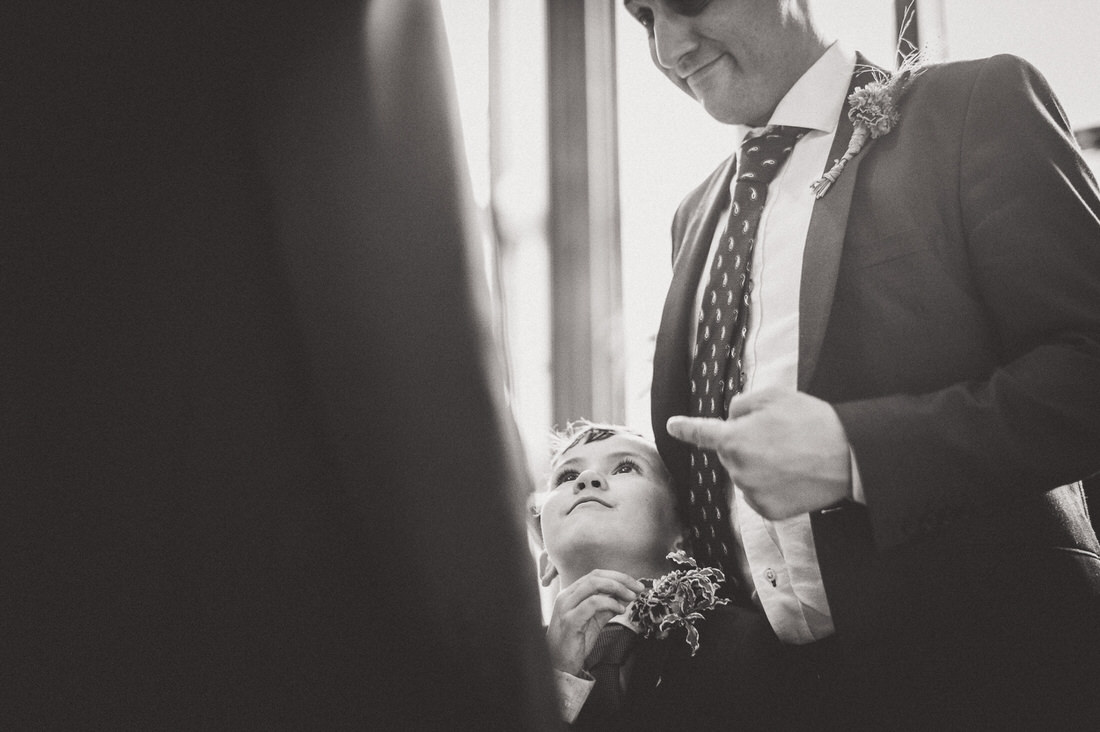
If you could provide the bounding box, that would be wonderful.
[623,0,1100,727]
[536,422,799,730]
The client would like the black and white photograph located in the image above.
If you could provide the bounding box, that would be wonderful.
[6,1,1100,729]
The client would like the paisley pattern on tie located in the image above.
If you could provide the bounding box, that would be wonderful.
[685,126,808,580]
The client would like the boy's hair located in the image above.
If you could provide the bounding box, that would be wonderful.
[547,419,648,471]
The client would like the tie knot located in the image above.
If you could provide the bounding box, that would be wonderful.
[737,125,808,185]
[587,624,637,668]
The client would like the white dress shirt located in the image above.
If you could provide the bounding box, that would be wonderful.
[689,42,856,644]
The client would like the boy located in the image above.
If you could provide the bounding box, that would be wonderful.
[534,421,799,730]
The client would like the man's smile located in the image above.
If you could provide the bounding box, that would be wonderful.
[682,54,725,82]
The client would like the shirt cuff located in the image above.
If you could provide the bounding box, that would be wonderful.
[850,447,866,505]
[554,668,595,723]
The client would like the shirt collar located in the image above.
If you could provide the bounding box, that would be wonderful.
[736,41,856,144]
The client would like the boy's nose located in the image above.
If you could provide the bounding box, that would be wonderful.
[574,469,606,493]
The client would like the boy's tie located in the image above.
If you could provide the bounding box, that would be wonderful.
[585,623,638,716]
[686,125,809,582]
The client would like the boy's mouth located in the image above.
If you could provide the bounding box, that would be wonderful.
[567,496,612,514]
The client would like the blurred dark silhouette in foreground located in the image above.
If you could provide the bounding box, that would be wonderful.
[2,1,558,728]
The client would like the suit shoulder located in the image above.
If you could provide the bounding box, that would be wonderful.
[910,54,1055,104]
[900,54,1071,139]
[917,53,1032,78]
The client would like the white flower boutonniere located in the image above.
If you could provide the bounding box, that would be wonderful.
[628,550,730,656]
[811,40,925,198]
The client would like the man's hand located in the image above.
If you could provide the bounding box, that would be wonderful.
[545,570,644,677]
[666,388,852,520]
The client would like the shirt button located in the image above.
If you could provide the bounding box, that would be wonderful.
[764,568,777,587]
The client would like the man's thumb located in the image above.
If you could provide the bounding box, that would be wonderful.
[666,415,726,450]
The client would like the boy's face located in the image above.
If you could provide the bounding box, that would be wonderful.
[540,432,682,572]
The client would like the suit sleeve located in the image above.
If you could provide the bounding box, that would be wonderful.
[833,55,1100,546]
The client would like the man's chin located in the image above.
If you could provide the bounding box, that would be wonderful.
[661,69,697,102]
[697,97,758,126]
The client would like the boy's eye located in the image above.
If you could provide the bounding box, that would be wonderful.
[631,7,654,31]
[613,460,641,475]
[554,469,579,487]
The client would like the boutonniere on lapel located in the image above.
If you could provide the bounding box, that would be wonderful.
[628,551,729,656]
[811,47,925,199]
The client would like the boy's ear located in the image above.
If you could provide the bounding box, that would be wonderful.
[538,550,559,587]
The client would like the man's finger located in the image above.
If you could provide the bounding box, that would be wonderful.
[665,415,729,451]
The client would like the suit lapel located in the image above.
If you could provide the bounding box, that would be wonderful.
[798,57,880,391]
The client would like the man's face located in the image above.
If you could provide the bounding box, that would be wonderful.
[622,0,818,126]
[540,432,681,572]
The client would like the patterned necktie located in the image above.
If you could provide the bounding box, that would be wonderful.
[686,125,808,581]
[584,623,637,717]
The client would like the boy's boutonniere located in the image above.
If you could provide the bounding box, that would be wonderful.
[628,550,729,656]
[811,21,925,198]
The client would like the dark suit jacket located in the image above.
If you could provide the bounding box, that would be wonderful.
[572,606,796,731]
[651,54,1100,728]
